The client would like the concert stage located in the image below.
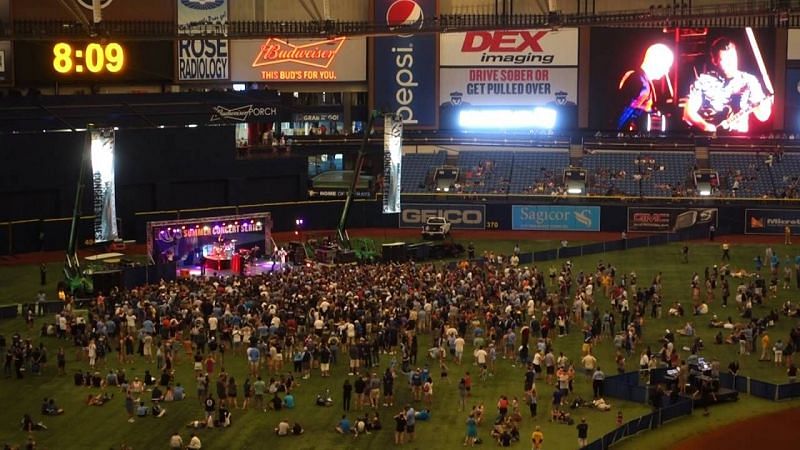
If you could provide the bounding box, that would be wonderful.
[177,259,286,278]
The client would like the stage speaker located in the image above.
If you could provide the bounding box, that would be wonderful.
[382,242,407,262]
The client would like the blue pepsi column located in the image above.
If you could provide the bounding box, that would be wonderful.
[372,0,438,128]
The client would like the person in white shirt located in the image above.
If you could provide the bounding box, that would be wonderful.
[187,433,202,449]
[169,432,183,449]
[454,336,466,364]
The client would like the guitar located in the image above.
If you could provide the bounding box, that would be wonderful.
[702,94,774,131]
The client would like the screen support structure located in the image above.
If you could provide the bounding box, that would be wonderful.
[336,110,378,247]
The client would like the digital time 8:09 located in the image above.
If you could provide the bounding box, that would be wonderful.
[52,42,125,74]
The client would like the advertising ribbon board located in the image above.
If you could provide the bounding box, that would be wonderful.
[745,209,800,235]
[371,0,438,128]
[512,205,600,231]
[230,37,366,82]
[399,204,486,229]
[627,207,718,233]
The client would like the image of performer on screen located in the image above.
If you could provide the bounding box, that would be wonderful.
[616,43,674,131]
[683,37,772,133]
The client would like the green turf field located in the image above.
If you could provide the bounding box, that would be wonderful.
[0,239,799,449]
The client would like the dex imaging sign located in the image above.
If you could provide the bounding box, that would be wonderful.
[512,205,600,231]
[371,0,438,128]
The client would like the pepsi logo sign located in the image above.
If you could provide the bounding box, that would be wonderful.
[386,0,424,32]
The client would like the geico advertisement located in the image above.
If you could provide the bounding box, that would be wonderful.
[440,29,578,67]
[399,204,486,229]
[230,37,366,82]
[439,67,577,106]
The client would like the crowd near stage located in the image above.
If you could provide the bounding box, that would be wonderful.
[147,213,284,278]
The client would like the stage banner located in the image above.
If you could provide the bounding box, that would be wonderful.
[512,205,600,231]
[745,208,800,234]
[371,0,438,128]
[439,28,578,129]
[627,207,718,233]
[383,115,403,214]
[230,37,366,82]
[399,203,486,229]
[90,128,119,243]
[0,41,11,86]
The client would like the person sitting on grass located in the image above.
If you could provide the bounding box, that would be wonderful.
[215,405,231,428]
[21,414,46,432]
[135,402,149,418]
[367,412,382,431]
[335,414,352,436]
[677,322,695,337]
[292,422,304,435]
[275,419,291,436]
[269,393,283,411]
[151,402,167,418]
[40,398,64,416]
[86,392,112,406]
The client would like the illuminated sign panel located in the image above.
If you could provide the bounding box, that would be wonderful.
[15,40,173,83]
[230,37,366,82]
[0,41,11,86]
[589,27,775,135]
[439,29,578,129]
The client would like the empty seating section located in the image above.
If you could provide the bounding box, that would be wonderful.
[710,152,800,198]
[582,151,695,196]
[401,149,800,198]
[401,152,447,193]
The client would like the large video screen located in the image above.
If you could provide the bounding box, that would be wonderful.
[589,28,775,135]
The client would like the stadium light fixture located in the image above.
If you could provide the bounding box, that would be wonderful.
[232,83,246,92]
[458,108,557,130]
[699,189,711,196]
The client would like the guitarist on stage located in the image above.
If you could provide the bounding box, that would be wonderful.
[616,43,675,131]
[683,37,772,133]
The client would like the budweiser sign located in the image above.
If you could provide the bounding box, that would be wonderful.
[252,37,345,69]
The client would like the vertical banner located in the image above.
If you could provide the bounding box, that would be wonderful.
[90,129,119,243]
[0,40,11,86]
[372,0,438,128]
[177,0,229,81]
[383,115,403,214]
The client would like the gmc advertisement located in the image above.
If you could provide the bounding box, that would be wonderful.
[399,204,486,229]
[371,0,438,128]
[627,207,718,233]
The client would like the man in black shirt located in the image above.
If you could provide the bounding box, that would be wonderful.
[342,378,352,412]
[576,417,589,448]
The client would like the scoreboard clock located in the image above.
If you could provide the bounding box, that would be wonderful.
[52,42,125,75]
[14,40,174,83]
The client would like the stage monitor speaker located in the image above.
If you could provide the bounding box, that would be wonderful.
[91,270,123,295]
[382,242,407,262]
